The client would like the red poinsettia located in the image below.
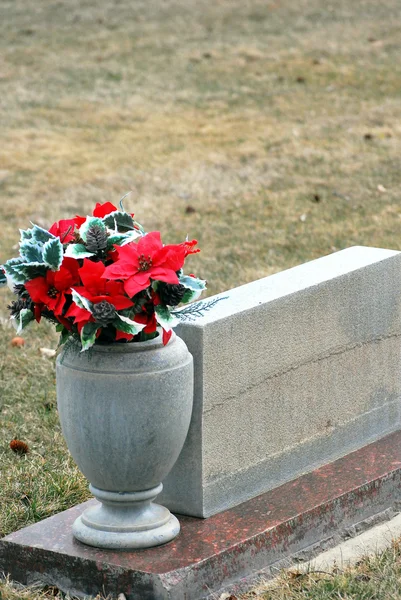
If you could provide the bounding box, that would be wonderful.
[181,239,200,257]
[25,258,80,318]
[92,202,119,219]
[49,218,85,243]
[65,259,134,325]
[134,311,157,334]
[103,231,186,297]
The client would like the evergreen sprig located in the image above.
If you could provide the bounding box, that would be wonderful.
[172,297,227,322]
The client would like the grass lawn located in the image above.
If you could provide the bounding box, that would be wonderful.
[0,0,400,598]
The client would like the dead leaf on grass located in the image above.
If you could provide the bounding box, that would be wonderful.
[10,439,29,454]
[40,347,57,358]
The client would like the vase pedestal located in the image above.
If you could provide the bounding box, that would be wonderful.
[72,484,179,550]
[56,333,193,551]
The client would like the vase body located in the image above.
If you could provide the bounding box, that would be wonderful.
[56,332,193,549]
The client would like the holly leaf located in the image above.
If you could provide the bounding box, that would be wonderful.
[79,217,106,243]
[31,224,56,244]
[16,308,34,333]
[154,305,179,330]
[179,275,207,303]
[103,211,136,232]
[120,230,142,244]
[43,237,63,271]
[179,275,207,292]
[80,322,100,352]
[64,244,95,259]
[56,326,70,347]
[17,262,47,280]
[107,230,141,250]
[19,228,33,241]
[107,234,129,248]
[71,289,93,313]
[113,314,146,335]
[3,258,28,284]
[19,241,44,264]
[181,288,202,303]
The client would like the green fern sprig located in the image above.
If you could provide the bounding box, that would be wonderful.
[172,297,228,322]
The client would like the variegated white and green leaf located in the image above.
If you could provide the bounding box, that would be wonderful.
[64,244,95,259]
[179,275,207,293]
[19,228,33,242]
[19,241,44,264]
[113,313,146,335]
[31,224,56,244]
[80,322,100,351]
[181,288,202,303]
[106,234,129,249]
[79,217,106,242]
[43,237,63,270]
[71,288,93,313]
[57,326,70,347]
[16,308,34,333]
[3,258,27,285]
[155,305,179,330]
[120,230,142,244]
[103,211,135,232]
[107,230,141,249]
[17,262,47,280]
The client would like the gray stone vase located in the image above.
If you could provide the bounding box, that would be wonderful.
[56,331,193,550]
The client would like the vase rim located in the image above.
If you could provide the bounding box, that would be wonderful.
[89,329,174,353]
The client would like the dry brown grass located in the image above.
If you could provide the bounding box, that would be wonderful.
[0,0,400,598]
[1,0,401,294]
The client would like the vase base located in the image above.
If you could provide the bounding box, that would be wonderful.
[72,484,180,550]
[72,511,180,550]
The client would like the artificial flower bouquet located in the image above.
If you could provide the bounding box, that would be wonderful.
[0,198,211,351]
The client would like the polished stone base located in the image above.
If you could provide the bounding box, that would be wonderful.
[1,430,401,600]
[73,484,180,550]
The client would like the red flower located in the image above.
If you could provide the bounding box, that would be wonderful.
[74,215,87,228]
[65,259,133,325]
[25,258,80,317]
[92,202,118,219]
[134,311,157,334]
[49,219,77,243]
[181,239,200,257]
[162,329,173,345]
[103,231,186,297]
[49,216,87,242]
[114,330,133,342]
[92,201,135,219]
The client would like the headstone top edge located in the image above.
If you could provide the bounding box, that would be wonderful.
[178,246,400,328]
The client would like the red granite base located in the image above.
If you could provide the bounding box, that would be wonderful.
[1,431,401,600]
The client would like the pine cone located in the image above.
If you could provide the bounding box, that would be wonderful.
[158,283,186,306]
[92,301,116,325]
[85,225,108,253]
[8,296,33,317]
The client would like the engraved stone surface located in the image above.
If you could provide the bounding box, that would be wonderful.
[160,246,401,517]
